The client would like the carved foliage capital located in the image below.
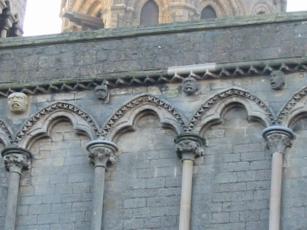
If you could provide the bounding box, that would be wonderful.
[175,133,205,160]
[86,140,118,168]
[1,147,32,173]
[263,126,294,154]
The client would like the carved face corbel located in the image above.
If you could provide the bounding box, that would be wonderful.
[270,70,285,90]
[182,76,198,95]
[94,81,110,103]
[8,92,29,114]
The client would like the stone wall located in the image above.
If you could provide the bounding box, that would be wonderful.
[0,12,306,230]
[0,14,306,86]
[17,121,91,230]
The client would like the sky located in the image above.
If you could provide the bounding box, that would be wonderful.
[23,0,307,36]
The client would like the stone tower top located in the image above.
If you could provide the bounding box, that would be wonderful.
[61,0,287,32]
[0,0,27,37]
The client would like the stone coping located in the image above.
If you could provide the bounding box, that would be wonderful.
[0,12,307,48]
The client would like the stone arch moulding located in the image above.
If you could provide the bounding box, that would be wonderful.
[15,102,100,149]
[0,120,13,146]
[101,94,186,140]
[197,0,246,17]
[86,0,102,16]
[201,5,217,19]
[186,88,275,134]
[278,86,307,127]
[133,0,169,25]
[230,0,246,16]
[140,0,159,26]
[251,1,273,15]
[198,0,227,17]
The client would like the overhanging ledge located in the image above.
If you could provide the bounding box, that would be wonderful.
[0,56,305,97]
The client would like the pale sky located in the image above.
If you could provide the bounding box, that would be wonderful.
[23,0,307,36]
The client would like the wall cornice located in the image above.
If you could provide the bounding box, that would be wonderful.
[0,56,305,97]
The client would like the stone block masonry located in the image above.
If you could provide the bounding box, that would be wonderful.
[0,12,306,230]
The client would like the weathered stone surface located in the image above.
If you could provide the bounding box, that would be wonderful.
[0,13,307,86]
[0,11,306,230]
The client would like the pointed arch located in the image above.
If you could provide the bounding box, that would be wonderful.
[201,5,217,19]
[198,0,227,17]
[197,0,246,18]
[16,102,99,149]
[140,0,159,26]
[101,94,186,140]
[186,88,275,133]
[132,0,169,26]
[278,86,307,127]
[229,0,246,16]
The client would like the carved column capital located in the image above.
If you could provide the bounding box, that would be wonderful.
[175,133,205,160]
[86,140,118,168]
[1,147,32,174]
[262,126,295,154]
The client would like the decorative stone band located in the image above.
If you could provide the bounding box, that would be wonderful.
[86,140,118,168]
[1,146,32,174]
[262,126,295,154]
[175,133,205,160]
[0,57,305,97]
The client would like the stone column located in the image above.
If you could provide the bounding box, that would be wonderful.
[0,18,11,38]
[175,133,205,230]
[262,126,294,230]
[1,147,32,230]
[86,140,118,230]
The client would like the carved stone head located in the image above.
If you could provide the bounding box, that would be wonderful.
[182,76,198,95]
[8,92,29,113]
[270,70,285,90]
[94,81,109,102]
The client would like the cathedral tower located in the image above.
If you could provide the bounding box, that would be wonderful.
[61,0,287,31]
[0,0,27,37]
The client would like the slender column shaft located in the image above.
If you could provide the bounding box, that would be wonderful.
[1,147,32,230]
[5,169,21,230]
[262,126,294,230]
[269,152,283,230]
[175,133,205,230]
[91,166,106,230]
[86,140,118,230]
[179,159,193,230]
[1,17,12,38]
[1,29,8,38]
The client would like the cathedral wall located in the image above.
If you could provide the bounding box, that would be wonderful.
[16,122,92,230]
[0,14,306,85]
[0,13,306,230]
[282,117,307,229]
[61,0,286,30]
[192,107,269,230]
